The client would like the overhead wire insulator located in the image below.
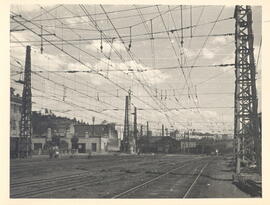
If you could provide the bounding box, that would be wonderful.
[150,19,154,40]
[195,85,198,99]
[63,85,67,101]
[100,31,103,52]
[190,5,193,38]
[79,36,81,62]
[108,37,115,60]
[61,22,63,51]
[40,25,43,54]
[128,26,132,51]
[106,38,114,77]
[40,7,44,54]
[180,5,184,47]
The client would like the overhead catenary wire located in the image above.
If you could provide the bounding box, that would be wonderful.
[10,5,239,132]
[97,5,177,124]
[11,5,203,30]
[79,5,178,120]
[11,12,184,128]
[99,5,195,128]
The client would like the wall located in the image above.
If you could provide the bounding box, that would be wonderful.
[78,137,108,153]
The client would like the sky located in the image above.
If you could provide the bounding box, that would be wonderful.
[10,4,262,136]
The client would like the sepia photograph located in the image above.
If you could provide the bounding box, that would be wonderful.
[7,2,262,199]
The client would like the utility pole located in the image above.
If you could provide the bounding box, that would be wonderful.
[19,46,32,158]
[162,124,164,136]
[234,6,260,175]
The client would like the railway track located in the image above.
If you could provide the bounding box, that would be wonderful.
[10,171,90,187]
[11,156,208,198]
[11,172,98,198]
[111,159,210,198]
[10,155,151,171]
[182,162,209,198]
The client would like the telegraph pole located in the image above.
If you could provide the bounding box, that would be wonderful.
[162,124,164,136]
[234,5,260,175]
[19,46,32,158]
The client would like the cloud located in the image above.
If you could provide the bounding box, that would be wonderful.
[10,45,66,72]
[11,31,167,86]
[64,16,88,25]
[182,47,196,58]
[11,4,53,13]
[200,110,219,119]
[253,45,262,71]
[86,40,126,54]
[202,48,215,59]
[93,58,169,85]
[220,55,235,74]
[211,36,233,45]
[182,47,216,60]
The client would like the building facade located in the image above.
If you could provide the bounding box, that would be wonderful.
[31,113,120,154]
[10,88,22,138]
[10,88,22,158]
[10,90,120,157]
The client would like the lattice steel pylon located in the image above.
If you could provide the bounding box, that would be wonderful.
[19,46,32,158]
[234,6,261,175]
[122,90,131,153]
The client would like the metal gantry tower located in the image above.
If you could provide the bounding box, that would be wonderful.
[122,90,131,153]
[19,46,32,158]
[133,107,138,153]
[234,6,261,174]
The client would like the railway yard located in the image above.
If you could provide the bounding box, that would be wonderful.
[8,4,262,200]
[10,154,250,198]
